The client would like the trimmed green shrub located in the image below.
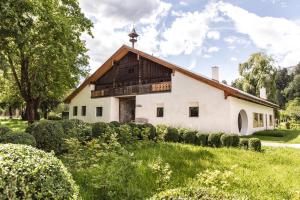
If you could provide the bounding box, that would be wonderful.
[208,132,223,147]
[164,127,180,142]
[0,144,79,199]
[178,128,189,143]
[109,121,121,127]
[141,123,157,140]
[195,133,209,146]
[239,138,249,150]
[249,138,262,152]
[0,126,11,135]
[60,119,92,141]
[183,131,197,144]
[27,120,65,154]
[0,131,36,147]
[92,122,109,138]
[220,134,240,147]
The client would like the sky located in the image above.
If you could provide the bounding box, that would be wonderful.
[78,0,300,83]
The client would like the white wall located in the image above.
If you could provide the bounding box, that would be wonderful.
[68,71,275,135]
[228,97,274,135]
[68,86,119,123]
[135,72,232,133]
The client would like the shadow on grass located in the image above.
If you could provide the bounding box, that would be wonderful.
[242,129,300,143]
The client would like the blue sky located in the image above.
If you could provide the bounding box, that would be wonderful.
[79,0,300,83]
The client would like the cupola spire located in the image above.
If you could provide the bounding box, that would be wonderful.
[128,27,139,48]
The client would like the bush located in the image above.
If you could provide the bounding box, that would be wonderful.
[239,138,249,150]
[156,124,168,141]
[249,138,261,152]
[0,144,79,199]
[60,119,92,141]
[253,130,285,137]
[27,120,65,154]
[164,127,180,142]
[183,131,197,144]
[208,133,223,147]
[286,122,291,129]
[220,134,240,147]
[118,124,134,144]
[47,113,62,120]
[109,121,121,127]
[195,133,209,146]
[0,131,36,146]
[92,122,110,138]
[0,126,11,135]
[141,123,157,140]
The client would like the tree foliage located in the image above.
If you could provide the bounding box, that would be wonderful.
[0,0,93,122]
[235,52,277,101]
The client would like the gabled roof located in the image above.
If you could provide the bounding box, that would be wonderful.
[64,45,279,108]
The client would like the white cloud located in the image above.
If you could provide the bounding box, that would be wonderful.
[218,1,300,66]
[79,0,171,71]
[203,54,212,58]
[224,36,250,46]
[207,46,220,53]
[179,1,188,6]
[230,57,238,61]
[159,3,219,56]
[207,31,220,40]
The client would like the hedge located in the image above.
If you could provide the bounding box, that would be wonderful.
[208,133,223,147]
[220,134,240,148]
[239,138,249,150]
[195,133,209,146]
[164,127,180,142]
[0,131,36,147]
[26,120,65,154]
[249,138,261,152]
[0,144,79,199]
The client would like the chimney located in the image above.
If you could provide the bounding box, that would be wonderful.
[212,66,219,82]
[259,87,267,99]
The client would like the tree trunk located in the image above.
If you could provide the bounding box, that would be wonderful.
[8,106,13,119]
[26,99,39,123]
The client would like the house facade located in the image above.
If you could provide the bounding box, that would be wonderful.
[65,45,278,135]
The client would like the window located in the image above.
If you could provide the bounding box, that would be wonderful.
[81,106,86,116]
[189,107,199,117]
[73,106,78,116]
[253,113,264,128]
[157,107,164,117]
[269,115,273,126]
[96,107,103,117]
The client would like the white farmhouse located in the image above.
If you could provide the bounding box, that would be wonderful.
[64,45,278,135]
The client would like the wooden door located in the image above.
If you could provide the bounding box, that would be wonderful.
[119,97,136,123]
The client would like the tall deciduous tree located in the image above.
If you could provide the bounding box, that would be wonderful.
[274,68,293,107]
[0,0,92,123]
[233,52,277,101]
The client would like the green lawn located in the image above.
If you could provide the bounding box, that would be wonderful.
[244,129,300,144]
[67,142,300,200]
[0,119,27,132]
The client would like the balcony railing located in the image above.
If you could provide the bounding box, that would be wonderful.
[91,81,171,98]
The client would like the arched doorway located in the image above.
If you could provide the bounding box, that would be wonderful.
[238,110,248,135]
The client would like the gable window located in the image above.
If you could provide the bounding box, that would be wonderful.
[157,107,164,117]
[96,107,103,117]
[253,113,264,128]
[81,106,86,116]
[269,115,273,126]
[73,106,78,116]
[189,107,199,117]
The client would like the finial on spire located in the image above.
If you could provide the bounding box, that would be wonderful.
[128,26,139,48]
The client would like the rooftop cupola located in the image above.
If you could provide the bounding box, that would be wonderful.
[128,27,139,48]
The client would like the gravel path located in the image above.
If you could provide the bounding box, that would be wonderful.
[262,142,300,149]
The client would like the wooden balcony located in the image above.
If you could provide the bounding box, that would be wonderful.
[91,81,171,98]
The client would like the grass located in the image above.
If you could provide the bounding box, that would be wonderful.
[66,142,300,200]
[243,129,300,144]
[0,119,27,132]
